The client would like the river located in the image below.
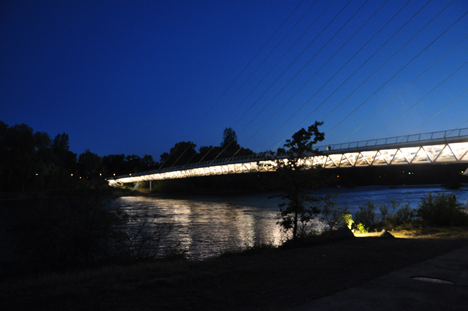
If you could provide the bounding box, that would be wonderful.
[113,184,468,260]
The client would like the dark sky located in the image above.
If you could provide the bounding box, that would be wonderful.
[1,0,467,159]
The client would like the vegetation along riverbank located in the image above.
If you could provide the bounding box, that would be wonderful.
[2,122,468,310]
[1,226,468,311]
[0,122,468,311]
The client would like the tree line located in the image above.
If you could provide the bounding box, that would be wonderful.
[0,121,253,192]
[158,128,253,168]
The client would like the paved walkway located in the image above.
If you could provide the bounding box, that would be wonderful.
[291,245,468,311]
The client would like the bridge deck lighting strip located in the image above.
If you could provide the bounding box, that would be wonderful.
[108,141,468,186]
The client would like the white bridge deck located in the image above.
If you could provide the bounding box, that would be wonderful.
[108,128,468,186]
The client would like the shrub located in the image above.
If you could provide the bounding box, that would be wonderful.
[356,223,368,233]
[10,181,175,273]
[394,203,415,224]
[342,213,354,230]
[354,199,417,231]
[380,200,415,227]
[379,203,390,221]
[319,194,349,231]
[417,192,468,226]
[124,208,175,261]
[10,182,127,272]
[354,200,377,229]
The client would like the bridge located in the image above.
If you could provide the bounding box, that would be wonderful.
[108,128,468,186]
[107,1,468,188]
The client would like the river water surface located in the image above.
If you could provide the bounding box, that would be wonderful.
[113,184,468,260]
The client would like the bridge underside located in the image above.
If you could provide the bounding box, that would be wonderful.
[324,142,468,168]
[108,142,468,186]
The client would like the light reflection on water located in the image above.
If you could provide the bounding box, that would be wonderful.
[114,195,285,260]
[113,184,468,260]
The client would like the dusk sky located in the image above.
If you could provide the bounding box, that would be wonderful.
[1,0,467,159]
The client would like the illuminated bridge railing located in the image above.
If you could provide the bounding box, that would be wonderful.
[316,128,468,152]
[108,128,468,185]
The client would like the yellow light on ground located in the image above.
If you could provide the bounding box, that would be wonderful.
[353,231,411,239]
[353,232,379,237]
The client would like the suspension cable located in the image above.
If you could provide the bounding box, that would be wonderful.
[219,0,357,159]
[321,0,455,125]
[341,34,468,142]
[160,0,306,167]
[271,0,433,151]
[326,9,468,139]
[255,0,394,152]
[230,0,371,156]
[410,89,468,135]
[196,0,347,163]
[372,60,468,138]
[181,0,322,165]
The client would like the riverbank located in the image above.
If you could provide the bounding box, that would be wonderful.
[1,227,467,311]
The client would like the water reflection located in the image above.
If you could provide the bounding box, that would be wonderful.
[113,184,468,260]
[115,195,284,259]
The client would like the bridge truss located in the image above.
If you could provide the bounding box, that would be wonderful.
[108,128,468,186]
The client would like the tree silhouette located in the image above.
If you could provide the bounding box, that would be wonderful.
[3,123,36,191]
[271,121,325,241]
[221,128,238,148]
[160,141,197,168]
[215,127,253,159]
[78,149,102,178]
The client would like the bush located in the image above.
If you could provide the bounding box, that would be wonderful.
[350,193,468,232]
[394,203,415,224]
[356,223,368,233]
[319,194,349,231]
[354,200,377,229]
[380,200,415,228]
[379,203,390,221]
[124,208,176,261]
[342,213,354,230]
[352,199,416,232]
[10,181,176,273]
[417,192,468,226]
[10,182,125,272]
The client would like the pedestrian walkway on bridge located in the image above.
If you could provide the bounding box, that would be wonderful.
[108,128,468,186]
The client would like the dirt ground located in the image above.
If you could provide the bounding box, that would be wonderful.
[2,227,468,311]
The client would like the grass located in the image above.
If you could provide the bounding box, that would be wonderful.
[1,226,468,311]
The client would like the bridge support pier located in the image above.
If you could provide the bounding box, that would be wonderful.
[149,180,152,192]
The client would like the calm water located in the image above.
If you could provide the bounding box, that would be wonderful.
[113,184,468,260]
